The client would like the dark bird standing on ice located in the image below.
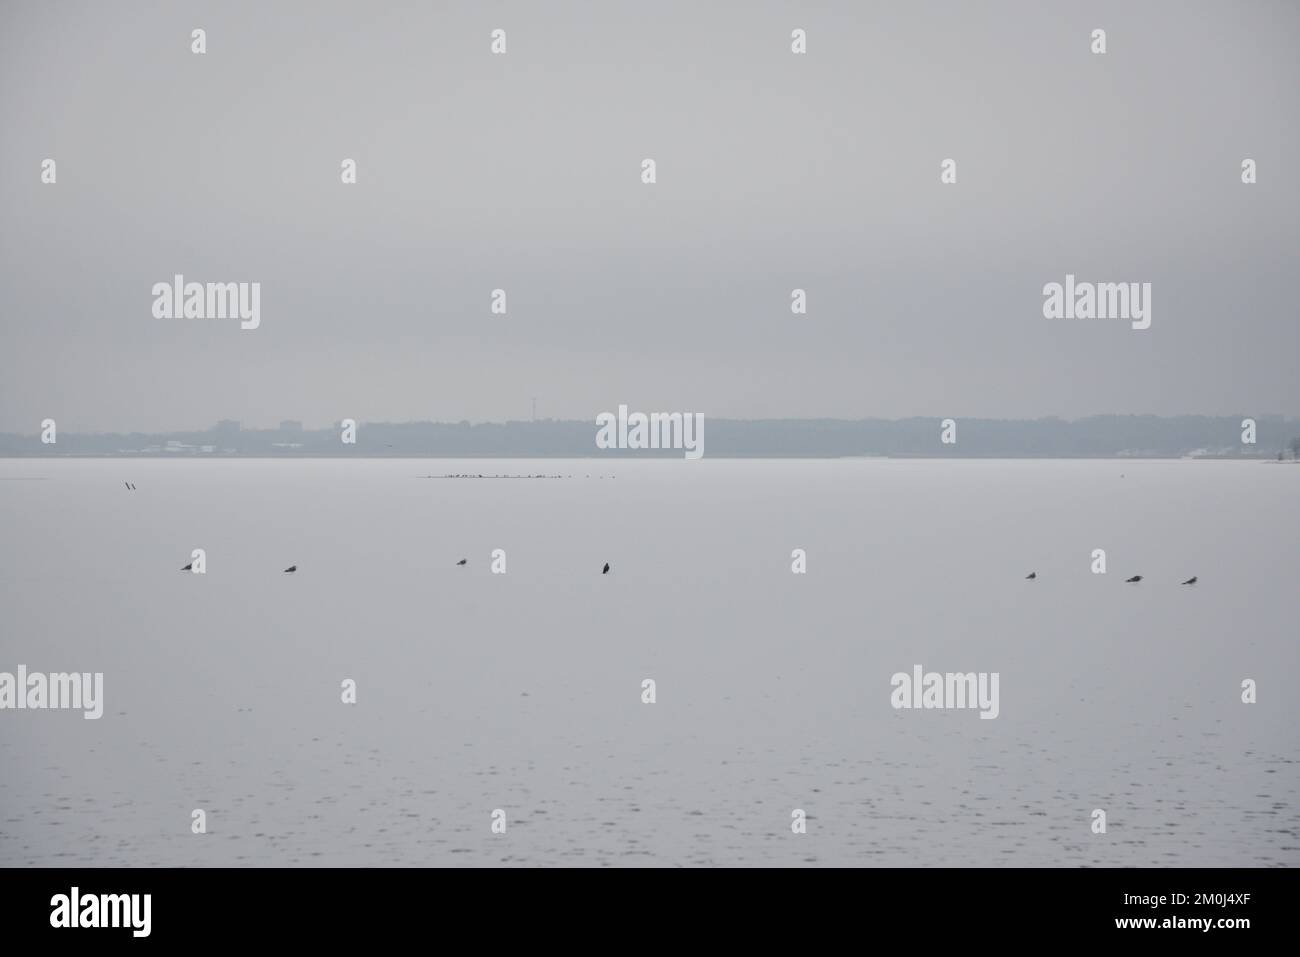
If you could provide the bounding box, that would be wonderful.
[284,565,297,573]
[1025,572,1036,580]
[1182,576,1197,585]
[456,558,467,566]
[602,563,610,575]
[180,562,193,571]
[1125,575,1142,583]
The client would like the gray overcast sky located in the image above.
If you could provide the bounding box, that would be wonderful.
[1,0,1297,432]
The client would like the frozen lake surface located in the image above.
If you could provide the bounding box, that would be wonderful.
[0,458,1295,866]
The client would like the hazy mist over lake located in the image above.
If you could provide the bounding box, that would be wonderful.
[2,0,1299,432]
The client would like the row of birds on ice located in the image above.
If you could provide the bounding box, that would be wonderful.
[141,482,1186,584]
[173,560,1187,583]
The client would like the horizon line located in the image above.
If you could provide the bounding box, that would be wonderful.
[5,411,1300,437]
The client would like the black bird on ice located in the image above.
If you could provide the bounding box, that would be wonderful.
[284,565,297,573]
[602,563,610,575]
[1182,576,1197,585]
[180,562,193,571]
[456,558,467,566]
[1025,572,1036,580]
[1125,575,1142,583]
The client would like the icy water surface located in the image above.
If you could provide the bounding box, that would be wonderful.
[0,458,1295,866]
